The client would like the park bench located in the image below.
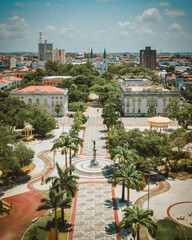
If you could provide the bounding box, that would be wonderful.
[32,217,39,223]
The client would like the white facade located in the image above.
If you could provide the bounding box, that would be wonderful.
[90,49,107,74]
[10,57,16,69]
[10,86,68,116]
[120,82,180,117]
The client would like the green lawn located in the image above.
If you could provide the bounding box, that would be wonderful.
[23,208,71,240]
[156,217,192,240]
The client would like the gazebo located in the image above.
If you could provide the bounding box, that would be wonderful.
[148,116,171,133]
[24,122,33,141]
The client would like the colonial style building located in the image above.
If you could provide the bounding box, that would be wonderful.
[119,76,180,117]
[10,86,68,116]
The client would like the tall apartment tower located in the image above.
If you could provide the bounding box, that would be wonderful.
[38,32,53,62]
[140,46,156,70]
[54,48,66,64]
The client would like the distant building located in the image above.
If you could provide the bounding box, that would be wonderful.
[54,49,66,64]
[32,61,46,68]
[119,76,180,117]
[42,76,73,86]
[14,68,30,79]
[10,86,68,116]
[10,57,16,69]
[140,47,156,70]
[38,40,53,62]
[89,49,107,74]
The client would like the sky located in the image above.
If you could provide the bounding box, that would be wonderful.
[0,0,192,53]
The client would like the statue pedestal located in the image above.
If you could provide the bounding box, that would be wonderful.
[89,148,99,168]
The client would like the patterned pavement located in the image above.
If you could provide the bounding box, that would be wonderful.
[72,183,117,240]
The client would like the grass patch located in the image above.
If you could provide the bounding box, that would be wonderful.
[156,217,192,240]
[23,208,71,240]
[23,210,53,240]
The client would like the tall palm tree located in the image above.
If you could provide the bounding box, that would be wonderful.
[46,163,79,222]
[36,189,71,240]
[120,205,157,240]
[113,143,139,201]
[69,129,84,155]
[112,164,144,206]
[51,132,77,170]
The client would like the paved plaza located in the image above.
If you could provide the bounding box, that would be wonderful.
[0,97,192,240]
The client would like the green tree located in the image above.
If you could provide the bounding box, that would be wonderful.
[32,113,56,137]
[37,189,71,240]
[13,143,34,167]
[55,104,61,117]
[102,102,120,130]
[165,98,180,120]
[112,164,144,206]
[46,163,79,222]
[51,132,77,170]
[176,103,192,129]
[113,143,139,201]
[120,205,157,240]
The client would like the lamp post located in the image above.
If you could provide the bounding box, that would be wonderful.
[145,173,151,209]
[52,149,56,168]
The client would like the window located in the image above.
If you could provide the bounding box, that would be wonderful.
[36,99,39,104]
[51,101,54,106]
[52,97,54,99]
[28,99,32,104]
[21,97,24,99]
[44,98,48,105]
[60,97,63,99]
[56,97,58,99]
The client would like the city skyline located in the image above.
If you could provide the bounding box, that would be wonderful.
[0,0,192,53]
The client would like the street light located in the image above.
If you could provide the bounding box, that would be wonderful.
[52,149,56,168]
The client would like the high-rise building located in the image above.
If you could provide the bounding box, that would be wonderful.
[10,57,16,69]
[54,48,66,64]
[38,32,53,62]
[140,46,156,70]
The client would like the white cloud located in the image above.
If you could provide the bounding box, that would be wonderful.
[14,2,24,7]
[0,16,31,39]
[157,2,170,7]
[43,2,52,7]
[137,26,156,36]
[118,21,131,28]
[165,22,187,39]
[136,8,162,22]
[118,21,137,30]
[164,9,186,18]
[168,22,182,32]
[45,25,56,32]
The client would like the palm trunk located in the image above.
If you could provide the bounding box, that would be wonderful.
[127,186,129,207]
[137,225,140,240]
[65,151,67,168]
[121,181,125,201]
[69,148,72,175]
[61,207,64,223]
[55,208,58,240]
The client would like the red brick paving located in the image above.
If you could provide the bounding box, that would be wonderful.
[0,191,46,240]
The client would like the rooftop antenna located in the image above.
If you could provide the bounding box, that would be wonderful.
[39,32,42,43]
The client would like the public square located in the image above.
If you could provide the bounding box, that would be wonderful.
[0,102,192,240]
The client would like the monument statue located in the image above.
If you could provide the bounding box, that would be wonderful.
[90,140,99,167]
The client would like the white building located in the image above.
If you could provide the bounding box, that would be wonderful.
[10,57,16,69]
[10,86,68,116]
[119,77,180,117]
[90,49,107,74]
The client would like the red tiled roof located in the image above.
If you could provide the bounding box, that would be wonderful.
[9,77,22,81]
[17,86,66,93]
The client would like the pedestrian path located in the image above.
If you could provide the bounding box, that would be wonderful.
[82,126,107,155]
[71,183,117,240]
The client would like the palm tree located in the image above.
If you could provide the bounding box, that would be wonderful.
[46,163,79,222]
[120,205,157,240]
[69,129,84,155]
[36,189,71,240]
[113,143,139,201]
[51,132,77,170]
[112,164,144,207]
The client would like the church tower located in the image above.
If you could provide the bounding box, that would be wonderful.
[102,48,107,73]
[89,48,94,65]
